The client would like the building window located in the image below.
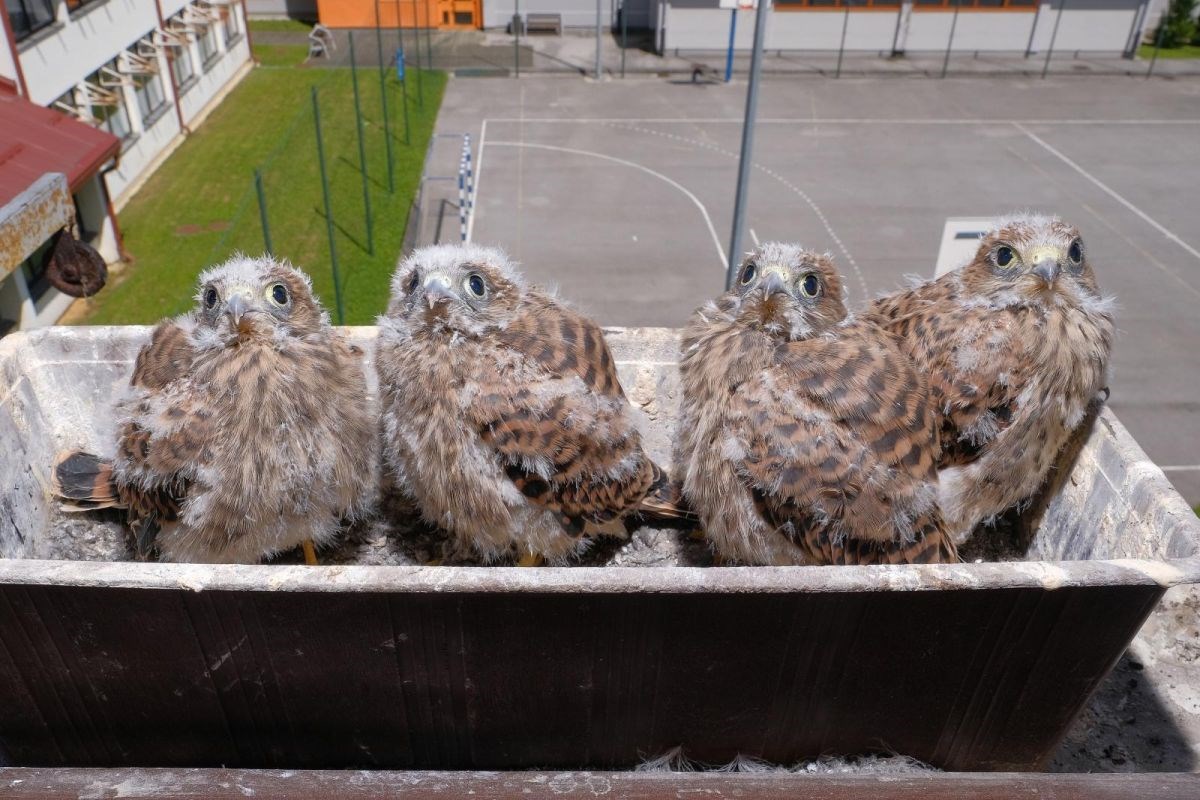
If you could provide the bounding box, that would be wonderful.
[65,0,103,14]
[222,4,240,45]
[5,0,57,42]
[912,0,1036,7]
[198,22,219,67]
[133,69,166,123]
[776,0,901,7]
[83,61,134,141]
[171,42,196,89]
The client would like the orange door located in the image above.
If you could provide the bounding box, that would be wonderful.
[434,0,480,28]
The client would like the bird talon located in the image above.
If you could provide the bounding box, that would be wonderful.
[302,539,319,566]
[516,552,545,567]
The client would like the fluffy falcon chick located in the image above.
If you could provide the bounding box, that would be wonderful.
[676,243,956,566]
[376,244,679,565]
[864,214,1114,543]
[53,256,375,563]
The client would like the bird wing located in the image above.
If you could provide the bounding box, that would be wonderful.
[473,299,654,535]
[131,319,196,390]
[733,323,956,565]
[869,289,1027,467]
[117,320,207,555]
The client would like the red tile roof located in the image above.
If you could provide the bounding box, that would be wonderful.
[0,92,121,208]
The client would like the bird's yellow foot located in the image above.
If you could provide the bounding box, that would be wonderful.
[688,528,708,542]
[302,539,319,566]
[425,557,444,566]
[516,552,545,567]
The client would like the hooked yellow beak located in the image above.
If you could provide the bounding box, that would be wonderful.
[422,271,455,308]
[224,287,255,326]
[1027,246,1061,284]
[760,265,790,296]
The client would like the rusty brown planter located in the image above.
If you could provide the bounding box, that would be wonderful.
[1,327,1197,771]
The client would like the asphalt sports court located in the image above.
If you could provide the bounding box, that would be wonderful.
[432,75,1200,502]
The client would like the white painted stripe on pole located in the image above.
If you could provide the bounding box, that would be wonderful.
[487,141,728,270]
[466,120,487,243]
[1015,122,1200,264]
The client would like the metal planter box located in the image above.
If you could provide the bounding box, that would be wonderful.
[0,326,1197,771]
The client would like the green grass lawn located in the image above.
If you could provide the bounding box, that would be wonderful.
[79,45,445,325]
[1138,43,1200,59]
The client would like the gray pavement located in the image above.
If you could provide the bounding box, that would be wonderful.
[429,73,1200,505]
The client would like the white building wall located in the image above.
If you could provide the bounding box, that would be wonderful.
[18,0,161,105]
[903,10,1038,51]
[178,34,251,126]
[10,0,253,204]
[484,0,655,31]
[659,0,1142,52]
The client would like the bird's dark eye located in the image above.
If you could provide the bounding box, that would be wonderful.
[407,271,419,292]
[995,246,1015,268]
[467,274,486,297]
[268,283,289,306]
[203,287,218,309]
[800,273,821,298]
[740,263,757,285]
[1067,239,1083,265]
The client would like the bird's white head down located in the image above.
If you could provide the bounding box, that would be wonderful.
[193,255,329,346]
[384,243,526,336]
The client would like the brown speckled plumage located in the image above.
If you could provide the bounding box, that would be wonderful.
[376,244,673,563]
[863,214,1114,543]
[53,256,376,563]
[676,243,956,566]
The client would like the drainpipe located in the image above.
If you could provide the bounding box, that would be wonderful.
[240,0,258,65]
[153,0,190,135]
[0,4,30,97]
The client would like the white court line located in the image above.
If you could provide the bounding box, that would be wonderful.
[1160,465,1200,472]
[750,228,761,247]
[485,117,1200,125]
[465,119,487,242]
[484,141,728,271]
[1014,122,1200,265]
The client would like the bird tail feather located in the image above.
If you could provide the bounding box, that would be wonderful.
[52,451,125,511]
[638,462,699,527]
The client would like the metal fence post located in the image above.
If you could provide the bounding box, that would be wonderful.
[1042,0,1065,78]
[376,3,395,192]
[836,2,850,78]
[312,87,345,325]
[254,169,273,256]
[941,0,960,78]
[1147,10,1166,78]
[726,0,770,287]
[413,0,424,107]
[621,0,628,78]
[350,33,375,255]
[595,0,603,79]
[725,9,738,82]
[515,0,521,77]
[399,45,411,145]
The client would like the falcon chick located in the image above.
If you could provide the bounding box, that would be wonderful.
[53,256,375,563]
[676,243,956,566]
[376,244,682,565]
[864,214,1114,543]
